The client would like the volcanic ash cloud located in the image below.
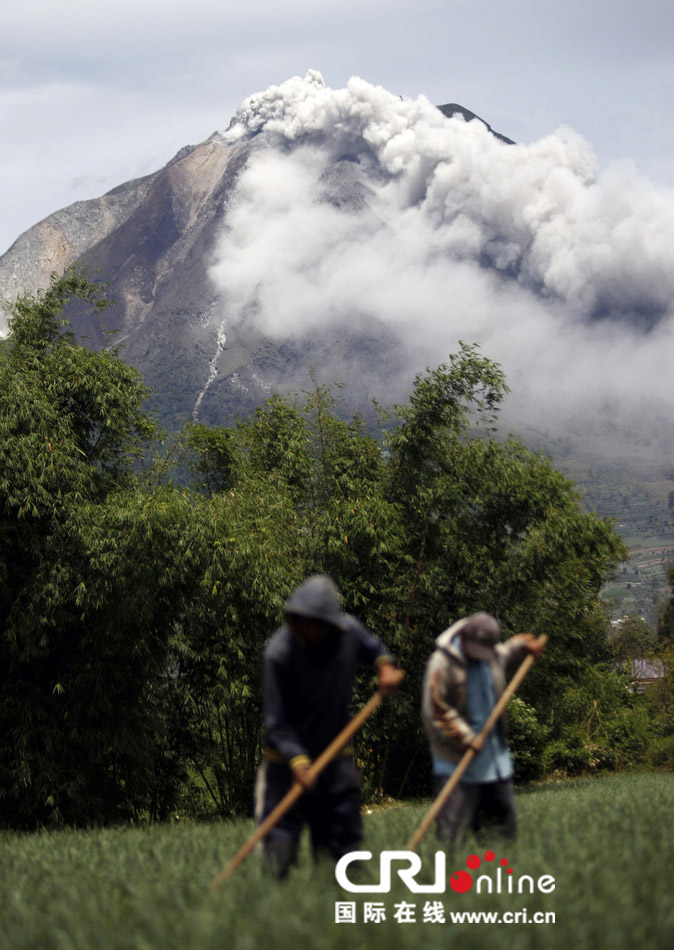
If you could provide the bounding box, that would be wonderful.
[209,71,674,447]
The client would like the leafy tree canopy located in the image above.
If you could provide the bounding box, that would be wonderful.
[0,272,645,826]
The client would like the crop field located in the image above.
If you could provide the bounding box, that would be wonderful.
[0,773,671,950]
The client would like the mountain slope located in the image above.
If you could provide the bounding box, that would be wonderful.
[1,71,673,450]
[0,86,514,427]
[1,72,673,625]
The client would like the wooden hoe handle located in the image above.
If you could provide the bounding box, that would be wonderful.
[210,689,389,890]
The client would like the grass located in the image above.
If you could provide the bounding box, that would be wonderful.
[0,773,672,950]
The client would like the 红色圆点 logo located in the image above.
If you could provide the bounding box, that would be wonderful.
[335,849,555,895]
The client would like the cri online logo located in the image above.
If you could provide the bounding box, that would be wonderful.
[335,850,555,895]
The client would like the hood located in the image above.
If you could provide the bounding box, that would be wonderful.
[435,618,467,658]
[283,575,349,631]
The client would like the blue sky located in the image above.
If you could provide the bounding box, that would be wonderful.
[1,0,673,254]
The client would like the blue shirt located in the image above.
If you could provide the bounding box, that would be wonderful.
[432,642,513,783]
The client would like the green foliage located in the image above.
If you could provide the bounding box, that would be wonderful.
[542,735,593,776]
[0,275,655,826]
[183,423,240,494]
[657,563,674,646]
[506,697,550,783]
[646,642,674,726]
[177,344,634,800]
[0,271,165,826]
[647,734,674,769]
[609,615,653,667]
[600,704,657,767]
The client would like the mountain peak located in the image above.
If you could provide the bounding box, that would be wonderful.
[437,103,514,144]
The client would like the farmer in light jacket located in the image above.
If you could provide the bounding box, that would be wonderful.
[255,574,403,877]
[421,612,545,844]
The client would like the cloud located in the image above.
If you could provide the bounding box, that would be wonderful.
[209,72,674,448]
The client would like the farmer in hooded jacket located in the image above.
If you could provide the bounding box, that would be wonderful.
[421,612,545,844]
[255,574,403,877]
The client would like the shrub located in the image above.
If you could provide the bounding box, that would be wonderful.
[646,734,674,770]
[542,733,592,776]
[600,703,657,769]
[507,696,550,783]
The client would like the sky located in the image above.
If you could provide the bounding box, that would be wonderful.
[2,0,674,257]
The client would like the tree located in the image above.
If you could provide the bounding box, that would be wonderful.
[609,615,653,670]
[179,346,629,798]
[0,276,638,823]
[657,564,674,647]
[0,272,313,824]
[372,351,627,792]
[0,271,162,825]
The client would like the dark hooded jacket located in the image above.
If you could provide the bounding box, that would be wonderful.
[262,576,393,769]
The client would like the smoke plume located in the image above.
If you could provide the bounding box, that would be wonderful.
[209,71,674,451]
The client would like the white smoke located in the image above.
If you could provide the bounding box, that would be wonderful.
[209,71,674,449]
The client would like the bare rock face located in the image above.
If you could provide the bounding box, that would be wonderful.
[0,129,405,428]
[0,174,155,309]
[0,132,259,426]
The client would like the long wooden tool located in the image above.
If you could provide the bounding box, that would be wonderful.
[210,687,390,889]
[406,635,547,851]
